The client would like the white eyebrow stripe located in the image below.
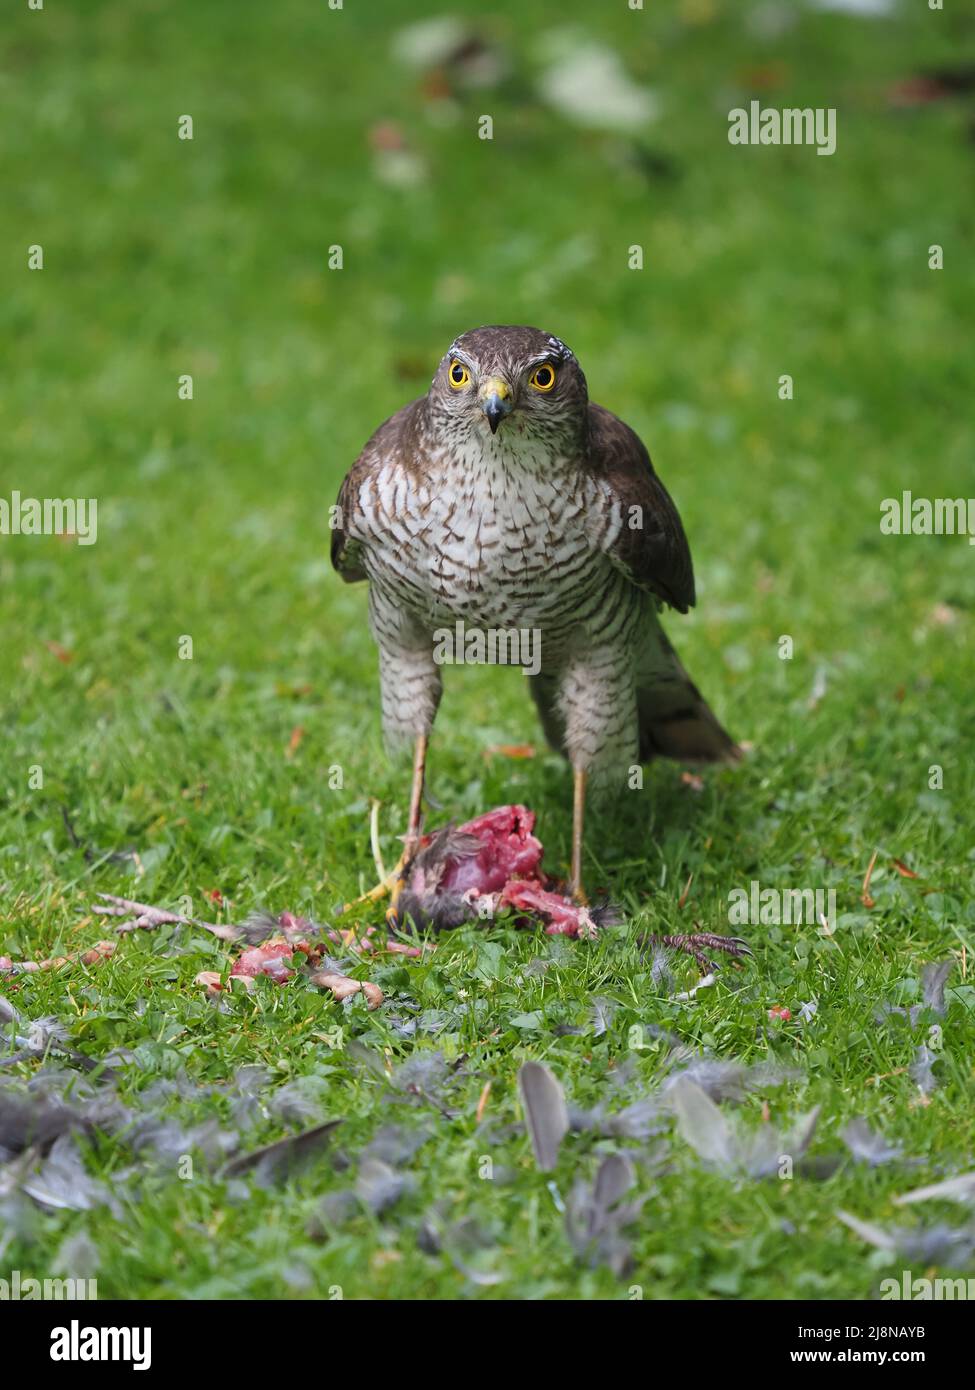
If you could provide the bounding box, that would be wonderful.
[446,348,476,369]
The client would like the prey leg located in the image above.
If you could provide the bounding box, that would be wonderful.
[650,932,752,973]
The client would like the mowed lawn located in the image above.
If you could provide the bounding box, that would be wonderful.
[1,0,974,1299]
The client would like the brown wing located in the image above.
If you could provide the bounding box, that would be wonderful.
[587,402,695,613]
[330,399,425,584]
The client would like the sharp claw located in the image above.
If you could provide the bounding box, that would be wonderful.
[652,932,752,972]
[341,850,411,913]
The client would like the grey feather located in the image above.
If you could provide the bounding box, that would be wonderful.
[221,1118,342,1182]
[21,1135,118,1214]
[669,1077,735,1169]
[894,1172,975,1206]
[921,960,953,1015]
[840,1117,903,1167]
[518,1061,569,1172]
[910,1044,939,1094]
[356,1156,413,1213]
[565,1154,645,1277]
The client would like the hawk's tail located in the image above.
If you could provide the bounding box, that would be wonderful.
[635,630,740,765]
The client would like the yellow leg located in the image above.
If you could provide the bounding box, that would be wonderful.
[387,733,428,921]
[342,849,407,911]
[341,736,429,915]
[571,766,589,904]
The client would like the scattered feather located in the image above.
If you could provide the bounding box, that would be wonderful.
[362,1125,430,1167]
[566,1154,646,1277]
[21,1135,118,1213]
[840,1117,903,1167]
[661,1057,799,1103]
[54,1229,100,1278]
[590,997,617,1037]
[839,1209,975,1264]
[670,1077,735,1170]
[921,961,953,1016]
[0,1090,87,1159]
[518,1061,569,1172]
[356,1156,413,1213]
[670,1078,821,1179]
[221,1118,342,1182]
[910,1044,939,1094]
[536,32,658,132]
[895,1173,975,1206]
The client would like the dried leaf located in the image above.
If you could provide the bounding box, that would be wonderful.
[484,743,536,760]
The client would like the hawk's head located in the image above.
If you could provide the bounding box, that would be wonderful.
[429,325,588,447]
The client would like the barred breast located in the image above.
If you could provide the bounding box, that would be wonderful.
[347,433,647,780]
[353,441,642,650]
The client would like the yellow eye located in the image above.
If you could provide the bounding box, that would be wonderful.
[448,360,470,389]
[529,363,557,392]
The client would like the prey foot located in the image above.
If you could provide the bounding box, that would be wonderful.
[651,932,752,973]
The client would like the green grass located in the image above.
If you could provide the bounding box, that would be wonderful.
[2,0,974,1299]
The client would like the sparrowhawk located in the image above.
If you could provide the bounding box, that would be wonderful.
[331,325,738,905]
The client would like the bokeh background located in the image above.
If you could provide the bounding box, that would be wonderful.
[2,0,974,1300]
[3,0,972,896]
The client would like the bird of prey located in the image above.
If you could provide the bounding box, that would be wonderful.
[331,325,738,909]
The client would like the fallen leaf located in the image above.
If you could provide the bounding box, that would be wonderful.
[484,743,536,760]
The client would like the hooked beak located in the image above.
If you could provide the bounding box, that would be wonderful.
[479,376,513,434]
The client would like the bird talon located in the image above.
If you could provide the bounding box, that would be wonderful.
[341,850,408,913]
